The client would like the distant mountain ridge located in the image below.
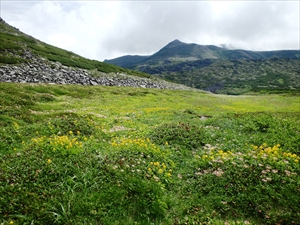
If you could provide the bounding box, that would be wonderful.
[104,40,300,94]
[104,39,300,68]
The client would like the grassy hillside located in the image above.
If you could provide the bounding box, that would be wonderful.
[1,82,299,224]
[0,18,150,78]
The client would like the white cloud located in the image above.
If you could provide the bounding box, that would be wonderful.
[1,1,299,61]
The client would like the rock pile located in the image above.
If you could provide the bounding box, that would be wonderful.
[0,51,193,91]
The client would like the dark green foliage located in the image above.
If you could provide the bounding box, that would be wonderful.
[0,55,27,64]
[0,32,34,51]
[44,113,100,136]
[149,122,204,149]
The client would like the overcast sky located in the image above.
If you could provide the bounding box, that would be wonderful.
[1,1,299,61]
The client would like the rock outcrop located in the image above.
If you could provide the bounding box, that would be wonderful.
[0,50,194,90]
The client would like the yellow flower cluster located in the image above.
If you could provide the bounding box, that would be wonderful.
[199,143,299,164]
[111,138,163,156]
[13,122,20,129]
[31,136,47,144]
[148,161,172,178]
[253,144,299,163]
[30,132,88,154]
[253,144,280,157]
[201,150,233,161]
[49,135,83,150]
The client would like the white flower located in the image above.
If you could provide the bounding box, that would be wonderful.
[285,170,291,176]
[266,177,272,181]
[213,168,224,177]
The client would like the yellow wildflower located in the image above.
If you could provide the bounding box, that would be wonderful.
[47,159,52,164]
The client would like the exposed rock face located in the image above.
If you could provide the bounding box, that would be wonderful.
[0,50,193,90]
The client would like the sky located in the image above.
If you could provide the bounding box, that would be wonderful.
[1,1,299,61]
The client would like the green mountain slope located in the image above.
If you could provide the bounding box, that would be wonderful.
[104,39,300,67]
[149,58,300,94]
[104,39,300,94]
[0,17,149,78]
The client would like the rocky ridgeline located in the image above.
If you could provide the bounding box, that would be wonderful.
[0,51,193,91]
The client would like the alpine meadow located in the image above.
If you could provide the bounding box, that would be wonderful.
[0,17,300,225]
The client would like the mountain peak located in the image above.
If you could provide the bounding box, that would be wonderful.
[166,39,184,48]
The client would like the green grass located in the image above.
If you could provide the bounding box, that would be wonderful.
[0,83,299,224]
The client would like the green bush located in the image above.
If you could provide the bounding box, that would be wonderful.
[149,122,204,149]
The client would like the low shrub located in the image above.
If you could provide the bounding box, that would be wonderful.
[149,122,204,149]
